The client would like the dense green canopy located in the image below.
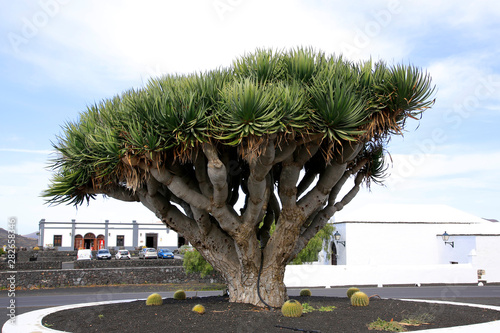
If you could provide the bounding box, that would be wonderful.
[44,48,434,207]
[44,48,435,307]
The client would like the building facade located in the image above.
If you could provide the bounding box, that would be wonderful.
[285,204,500,287]
[38,219,184,251]
[328,204,500,270]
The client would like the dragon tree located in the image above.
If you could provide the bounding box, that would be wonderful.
[44,48,434,307]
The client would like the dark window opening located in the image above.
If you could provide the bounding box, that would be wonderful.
[145,233,158,249]
[117,235,124,247]
[54,235,62,247]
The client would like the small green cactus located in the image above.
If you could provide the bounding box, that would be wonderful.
[192,304,206,314]
[281,299,303,317]
[145,293,163,306]
[351,291,369,307]
[346,287,360,299]
[299,289,312,297]
[173,289,186,300]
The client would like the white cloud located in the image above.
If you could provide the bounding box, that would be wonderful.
[3,0,418,94]
[0,159,157,234]
[389,151,500,182]
[1,0,499,231]
[428,57,500,110]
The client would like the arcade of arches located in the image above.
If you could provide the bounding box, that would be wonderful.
[74,233,105,250]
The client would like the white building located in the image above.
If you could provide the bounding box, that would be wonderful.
[38,219,183,251]
[330,204,500,268]
[285,204,500,287]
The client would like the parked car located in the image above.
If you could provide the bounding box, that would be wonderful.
[157,248,174,259]
[96,249,112,260]
[139,247,158,259]
[115,249,131,260]
[76,249,92,260]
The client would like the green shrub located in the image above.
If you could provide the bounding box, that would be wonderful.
[351,291,369,307]
[183,248,214,278]
[290,224,335,264]
[318,305,336,312]
[173,290,186,300]
[192,304,206,314]
[299,289,312,297]
[346,287,360,299]
[301,302,315,313]
[281,299,303,317]
[145,293,163,306]
[301,303,336,313]
[367,318,405,332]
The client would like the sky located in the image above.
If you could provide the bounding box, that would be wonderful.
[1,0,499,236]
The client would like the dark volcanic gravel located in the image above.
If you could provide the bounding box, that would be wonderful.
[43,296,500,333]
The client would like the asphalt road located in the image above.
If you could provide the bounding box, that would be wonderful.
[2,284,500,328]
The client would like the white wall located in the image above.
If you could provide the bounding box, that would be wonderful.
[307,221,500,286]
[42,223,72,248]
[107,229,134,247]
[41,220,179,250]
[333,222,495,267]
[284,264,478,287]
[137,225,178,248]
[340,222,447,266]
[157,229,178,248]
[471,236,500,283]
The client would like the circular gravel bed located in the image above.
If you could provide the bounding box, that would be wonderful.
[42,295,500,332]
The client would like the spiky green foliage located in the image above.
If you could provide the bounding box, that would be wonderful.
[281,300,303,317]
[145,293,163,306]
[44,48,434,206]
[42,47,434,308]
[299,289,312,297]
[173,290,186,300]
[351,291,370,307]
[347,287,360,299]
[192,304,206,314]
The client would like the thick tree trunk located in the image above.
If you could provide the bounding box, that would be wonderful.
[103,136,366,308]
[223,261,287,308]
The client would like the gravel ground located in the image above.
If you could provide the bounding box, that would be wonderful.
[43,295,500,333]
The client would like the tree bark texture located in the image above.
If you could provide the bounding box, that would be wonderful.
[100,136,368,307]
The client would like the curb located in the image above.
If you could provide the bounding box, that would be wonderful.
[3,298,500,332]
[2,299,137,333]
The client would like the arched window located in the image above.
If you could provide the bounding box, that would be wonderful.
[74,235,83,250]
[96,234,105,250]
[84,233,96,250]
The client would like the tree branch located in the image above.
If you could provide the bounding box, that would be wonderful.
[194,153,213,198]
[290,170,365,260]
[202,143,228,208]
[297,143,361,218]
[135,188,198,240]
[150,168,211,211]
[93,185,139,202]
[242,137,275,228]
[258,192,279,247]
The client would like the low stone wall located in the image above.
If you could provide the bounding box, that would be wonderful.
[74,259,183,269]
[0,267,223,289]
[0,261,62,271]
[15,250,77,262]
[14,250,147,263]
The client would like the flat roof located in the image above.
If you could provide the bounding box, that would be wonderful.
[334,204,489,224]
